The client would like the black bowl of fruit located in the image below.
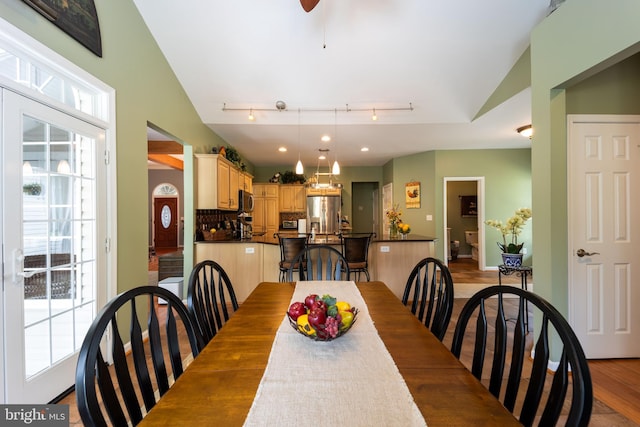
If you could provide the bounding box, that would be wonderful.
[287,293,358,341]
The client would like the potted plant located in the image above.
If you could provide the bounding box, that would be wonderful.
[485,207,532,267]
[224,146,241,167]
[23,183,42,196]
[386,204,402,238]
[280,170,306,184]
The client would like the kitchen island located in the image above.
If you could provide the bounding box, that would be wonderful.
[195,233,436,301]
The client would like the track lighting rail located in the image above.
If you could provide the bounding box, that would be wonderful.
[222,102,414,114]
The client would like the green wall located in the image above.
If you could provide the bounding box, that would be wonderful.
[566,53,640,114]
[254,150,532,255]
[434,149,532,265]
[0,0,227,293]
[530,0,640,317]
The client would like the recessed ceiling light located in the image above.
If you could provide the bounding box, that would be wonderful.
[321,135,331,142]
[278,147,287,152]
[361,147,369,152]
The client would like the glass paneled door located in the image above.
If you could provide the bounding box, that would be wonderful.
[2,89,106,403]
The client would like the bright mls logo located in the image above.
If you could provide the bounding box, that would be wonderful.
[0,405,68,426]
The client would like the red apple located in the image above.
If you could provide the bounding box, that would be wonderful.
[287,301,307,321]
[312,299,327,313]
[304,294,318,309]
[307,307,327,331]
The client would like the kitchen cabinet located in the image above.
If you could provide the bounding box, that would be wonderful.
[195,154,240,210]
[253,183,279,243]
[240,172,253,193]
[195,243,263,302]
[279,184,305,212]
[305,186,341,196]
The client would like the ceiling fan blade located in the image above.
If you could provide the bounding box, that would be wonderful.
[300,0,320,12]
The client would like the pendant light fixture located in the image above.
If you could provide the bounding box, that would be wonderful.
[332,109,340,175]
[295,109,304,174]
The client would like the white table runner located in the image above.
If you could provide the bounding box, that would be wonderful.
[243,281,427,426]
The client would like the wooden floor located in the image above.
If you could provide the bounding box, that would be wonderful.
[60,256,640,426]
[448,258,640,426]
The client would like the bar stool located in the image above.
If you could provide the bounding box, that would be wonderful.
[340,232,374,281]
[276,233,308,282]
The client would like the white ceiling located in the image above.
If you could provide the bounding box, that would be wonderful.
[136,0,559,169]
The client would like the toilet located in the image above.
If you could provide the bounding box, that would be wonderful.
[465,231,479,261]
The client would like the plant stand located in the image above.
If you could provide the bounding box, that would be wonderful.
[498,264,533,332]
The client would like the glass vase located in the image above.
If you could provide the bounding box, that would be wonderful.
[390,223,399,239]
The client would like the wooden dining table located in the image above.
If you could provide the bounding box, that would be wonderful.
[139,282,519,426]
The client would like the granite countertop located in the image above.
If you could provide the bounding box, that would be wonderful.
[195,233,436,244]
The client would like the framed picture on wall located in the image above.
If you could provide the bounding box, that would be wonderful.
[22,0,103,57]
[460,195,477,217]
[405,182,420,208]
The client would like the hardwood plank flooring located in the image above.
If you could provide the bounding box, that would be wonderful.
[60,256,640,426]
[449,257,640,425]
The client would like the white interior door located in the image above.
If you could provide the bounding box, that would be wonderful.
[568,115,640,358]
[2,89,105,402]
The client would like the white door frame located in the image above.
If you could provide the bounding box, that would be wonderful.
[443,177,486,270]
[0,18,116,403]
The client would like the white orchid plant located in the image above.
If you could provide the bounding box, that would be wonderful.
[485,208,532,254]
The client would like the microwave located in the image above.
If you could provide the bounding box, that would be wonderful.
[282,220,298,229]
[238,190,254,213]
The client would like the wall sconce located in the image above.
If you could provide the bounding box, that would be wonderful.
[517,124,533,138]
[372,108,377,121]
[248,108,255,121]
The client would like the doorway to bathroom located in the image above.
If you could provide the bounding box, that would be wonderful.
[443,177,485,272]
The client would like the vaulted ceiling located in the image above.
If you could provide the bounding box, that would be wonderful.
[139,0,560,169]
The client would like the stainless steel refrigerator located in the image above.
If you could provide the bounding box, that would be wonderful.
[306,194,341,235]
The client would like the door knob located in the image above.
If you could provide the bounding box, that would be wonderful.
[576,249,600,258]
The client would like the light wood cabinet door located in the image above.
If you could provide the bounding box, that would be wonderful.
[195,154,217,209]
[241,172,253,193]
[293,184,306,211]
[264,197,279,243]
[279,185,294,212]
[252,196,266,241]
[229,165,239,210]
[217,158,231,209]
[196,154,247,210]
[279,184,305,212]
[253,183,279,242]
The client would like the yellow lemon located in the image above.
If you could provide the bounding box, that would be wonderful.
[339,310,354,330]
[402,224,410,232]
[296,314,316,336]
[210,228,216,233]
[335,301,351,312]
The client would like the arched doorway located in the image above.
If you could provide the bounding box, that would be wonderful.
[152,183,180,250]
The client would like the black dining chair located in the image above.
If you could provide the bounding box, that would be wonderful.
[286,245,350,281]
[75,286,202,427]
[187,260,239,345]
[450,285,593,427]
[276,233,308,282]
[340,232,374,281]
[401,257,454,341]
